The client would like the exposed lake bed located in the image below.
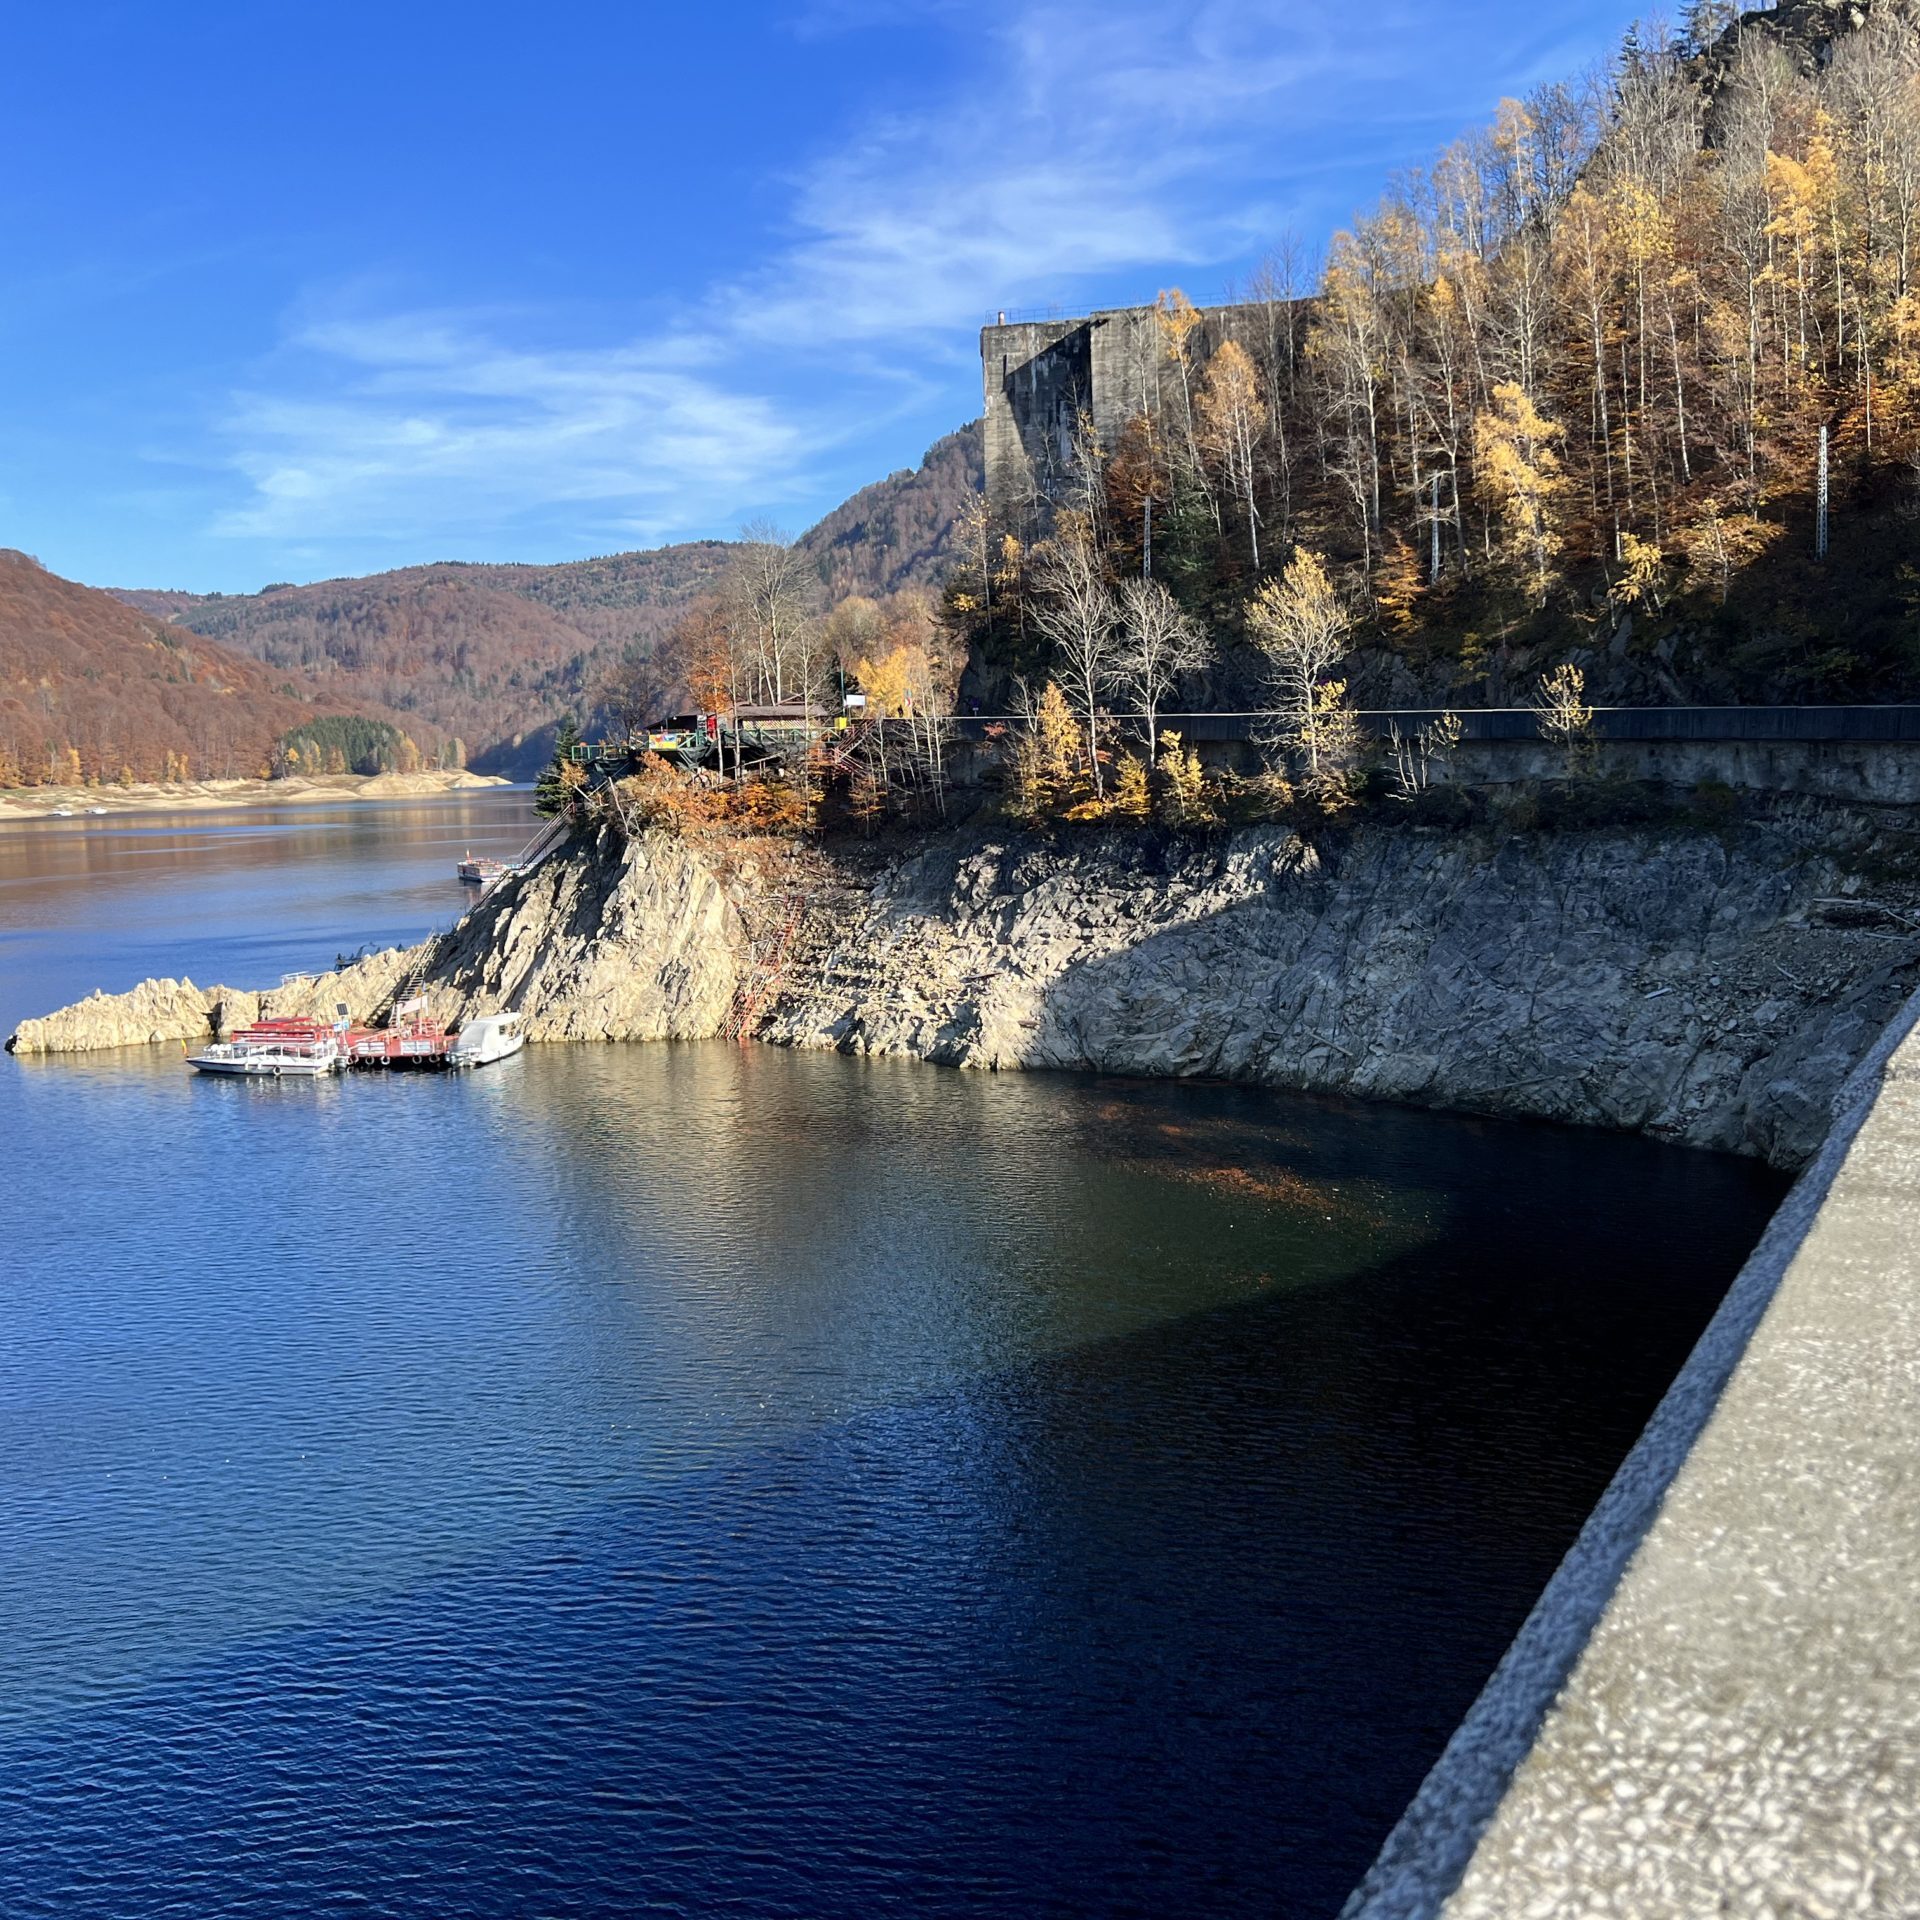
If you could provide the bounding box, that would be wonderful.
[0,797,1788,1916]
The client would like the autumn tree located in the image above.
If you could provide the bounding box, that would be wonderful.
[1477,383,1567,603]
[1031,525,1119,796]
[1246,549,1359,798]
[1197,339,1269,566]
[1153,731,1214,826]
[1155,289,1211,501]
[824,596,887,683]
[1532,663,1595,771]
[1004,680,1084,821]
[1111,752,1151,821]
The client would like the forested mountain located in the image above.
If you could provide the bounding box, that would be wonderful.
[957,0,1920,712]
[117,424,982,773]
[801,424,982,599]
[0,549,383,786]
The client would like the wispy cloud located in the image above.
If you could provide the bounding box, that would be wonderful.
[211,0,1626,563]
[215,315,811,549]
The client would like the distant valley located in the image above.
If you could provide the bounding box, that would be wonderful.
[0,547,404,787]
[115,424,981,777]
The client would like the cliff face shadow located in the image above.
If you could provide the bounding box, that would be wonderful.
[995,824,1914,1165]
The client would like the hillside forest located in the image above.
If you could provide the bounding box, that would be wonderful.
[951,0,1920,718]
[116,427,982,778]
[0,548,436,788]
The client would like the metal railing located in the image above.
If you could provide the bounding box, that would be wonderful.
[944,706,1920,745]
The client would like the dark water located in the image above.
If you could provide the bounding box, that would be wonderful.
[0,798,1786,1918]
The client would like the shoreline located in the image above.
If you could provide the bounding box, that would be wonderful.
[13,807,1917,1168]
[0,769,514,820]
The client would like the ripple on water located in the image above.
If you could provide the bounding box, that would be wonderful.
[0,942,1785,1916]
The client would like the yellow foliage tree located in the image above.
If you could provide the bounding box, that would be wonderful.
[1612,533,1668,612]
[1111,752,1150,822]
[1245,548,1359,797]
[1374,533,1423,632]
[1476,383,1567,605]
[1197,339,1268,566]
[1152,731,1214,827]
[1682,502,1776,604]
[1004,681,1083,823]
[1532,663,1595,772]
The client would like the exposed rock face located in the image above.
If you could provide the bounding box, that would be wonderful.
[14,812,1918,1167]
[6,977,261,1053]
[751,821,1916,1167]
[410,828,745,1041]
[7,945,427,1054]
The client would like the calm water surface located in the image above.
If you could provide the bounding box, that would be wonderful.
[0,798,1785,1917]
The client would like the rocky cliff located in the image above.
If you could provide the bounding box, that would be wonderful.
[16,808,1920,1168]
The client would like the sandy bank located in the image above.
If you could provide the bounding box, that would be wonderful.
[0,769,511,820]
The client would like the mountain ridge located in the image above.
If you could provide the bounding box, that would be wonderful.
[0,548,408,786]
[114,424,984,773]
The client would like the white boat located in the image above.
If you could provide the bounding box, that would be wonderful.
[449,1012,525,1069]
[49,807,74,818]
[87,806,108,815]
[188,1014,347,1078]
[187,1035,344,1077]
[458,853,508,884]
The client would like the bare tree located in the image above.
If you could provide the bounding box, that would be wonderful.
[1387,710,1463,799]
[1114,579,1213,762]
[727,521,815,704]
[1032,528,1120,796]
[593,648,669,740]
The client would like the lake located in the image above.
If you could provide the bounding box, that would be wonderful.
[0,794,1786,1917]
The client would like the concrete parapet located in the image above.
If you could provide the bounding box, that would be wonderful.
[1343,979,1920,1918]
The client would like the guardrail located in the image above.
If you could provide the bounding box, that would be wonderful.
[580,706,1920,769]
[943,707,1920,745]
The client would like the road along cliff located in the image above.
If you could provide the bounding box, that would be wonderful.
[15,803,1920,1168]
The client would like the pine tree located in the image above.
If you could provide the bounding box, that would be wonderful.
[535,717,584,818]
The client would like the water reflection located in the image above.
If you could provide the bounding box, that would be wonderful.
[0,810,1786,1916]
[0,790,533,1033]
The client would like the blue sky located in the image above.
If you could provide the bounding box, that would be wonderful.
[0,0,1637,593]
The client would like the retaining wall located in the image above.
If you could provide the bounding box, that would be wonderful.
[1343,980,1920,1918]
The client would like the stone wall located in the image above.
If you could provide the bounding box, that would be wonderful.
[982,302,1276,520]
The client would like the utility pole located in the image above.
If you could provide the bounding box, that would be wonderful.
[1816,423,1829,560]
[1430,471,1442,584]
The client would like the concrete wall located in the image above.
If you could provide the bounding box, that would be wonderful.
[981,319,1092,520]
[1342,982,1920,1918]
[1169,733,1920,805]
[940,722,1920,804]
[981,302,1275,522]
[1444,738,1920,805]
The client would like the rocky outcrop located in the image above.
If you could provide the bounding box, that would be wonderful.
[7,945,429,1053]
[7,976,262,1053]
[404,828,747,1039]
[748,820,1918,1167]
[15,811,1920,1166]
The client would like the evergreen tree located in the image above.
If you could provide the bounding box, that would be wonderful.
[534,716,584,818]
